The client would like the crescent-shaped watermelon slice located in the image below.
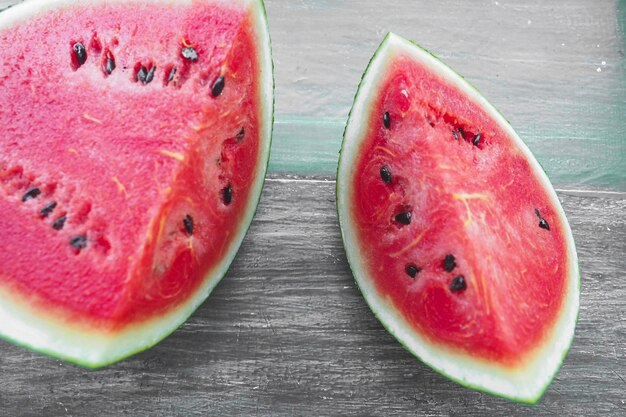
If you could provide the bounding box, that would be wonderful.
[337,33,579,403]
[0,0,273,367]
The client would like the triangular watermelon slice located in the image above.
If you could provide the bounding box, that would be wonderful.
[0,0,273,367]
[337,33,579,403]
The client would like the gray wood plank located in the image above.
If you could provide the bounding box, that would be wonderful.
[1,179,624,416]
[1,0,624,415]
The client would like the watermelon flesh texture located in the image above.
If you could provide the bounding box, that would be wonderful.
[337,34,579,403]
[0,0,273,366]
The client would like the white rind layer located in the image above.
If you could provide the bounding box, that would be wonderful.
[336,33,579,403]
[0,0,273,368]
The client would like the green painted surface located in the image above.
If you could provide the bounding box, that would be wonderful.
[2,0,624,190]
[266,0,626,191]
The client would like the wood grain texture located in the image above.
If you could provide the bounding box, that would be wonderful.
[265,0,626,189]
[1,180,625,416]
[1,0,625,415]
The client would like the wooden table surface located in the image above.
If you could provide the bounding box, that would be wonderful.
[1,0,625,416]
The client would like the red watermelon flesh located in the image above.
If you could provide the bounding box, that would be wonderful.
[353,56,568,366]
[0,0,272,366]
[337,33,578,403]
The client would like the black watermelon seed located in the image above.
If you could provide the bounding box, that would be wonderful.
[473,133,481,146]
[443,254,456,272]
[458,127,465,140]
[236,127,245,141]
[105,56,116,75]
[70,235,88,250]
[211,75,225,97]
[380,166,392,184]
[181,46,198,62]
[183,214,194,236]
[222,184,233,205]
[383,112,391,129]
[395,211,412,225]
[452,130,459,141]
[405,264,420,278]
[450,275,467,292]
[145,66,156,84]
[167,67,177,84]
[22,187,41,201]
[535,208,550,230]
[40,201,57,217]
[73,43,87,66]
[52,215,67,230]
[137,66,148,84]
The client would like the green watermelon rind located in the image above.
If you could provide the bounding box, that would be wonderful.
[336,32,580,404]
[0,0,274,368]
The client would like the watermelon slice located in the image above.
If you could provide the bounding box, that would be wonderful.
[336,33,579,403]
[0,0,273,367]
